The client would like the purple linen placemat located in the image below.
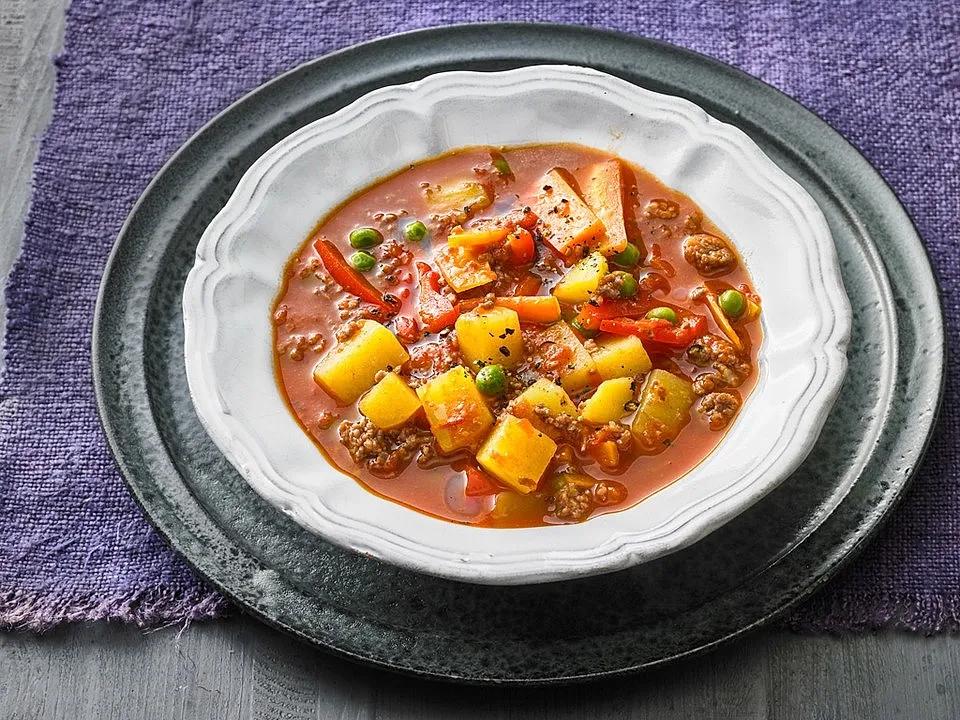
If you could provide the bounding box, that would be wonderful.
[1,0,957,632]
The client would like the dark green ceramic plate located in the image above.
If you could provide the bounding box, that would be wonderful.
[92,24,944,684]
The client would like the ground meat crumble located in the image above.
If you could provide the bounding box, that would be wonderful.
[338,417,431,477]
[548,476,628,522]
[376,240,413,286]
[698,391,741,430]
[643,198,680,219]
[682,233,738,276]
[595,271,628,300]
[687,334,752,394]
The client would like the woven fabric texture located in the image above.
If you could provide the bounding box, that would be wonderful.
[1,0,957,631]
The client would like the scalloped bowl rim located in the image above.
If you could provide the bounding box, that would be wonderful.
[182,65,851,585]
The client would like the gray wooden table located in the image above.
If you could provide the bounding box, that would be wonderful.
[1,2,957,718]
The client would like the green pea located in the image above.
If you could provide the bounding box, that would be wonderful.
[569,317,598,338]
[646,306,678,324]
[719,289,747,318]
[403,220,427,242]
[614,272,638,298]
[611,243,640,268]
[492,155,512,176]
[349,251,376,272]
[475,364,507,396]
[348,227,383,249]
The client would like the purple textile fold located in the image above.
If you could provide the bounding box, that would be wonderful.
[1,0,957,632]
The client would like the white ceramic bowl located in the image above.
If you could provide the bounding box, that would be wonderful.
[183,65,851,585]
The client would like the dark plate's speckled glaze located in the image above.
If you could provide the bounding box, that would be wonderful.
[92,25,944,684]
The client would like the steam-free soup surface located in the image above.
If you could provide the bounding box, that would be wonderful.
[273,144,761,527]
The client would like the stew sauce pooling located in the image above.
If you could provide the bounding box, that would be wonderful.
[273,144,761,528]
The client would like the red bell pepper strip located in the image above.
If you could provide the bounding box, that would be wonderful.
[314,239,396,314]
[465,465,499,497]
[394,315,422,344]
[599,314,706,347]
[416,262,460,333]
[575,297,652,331]
[505,228,535,265]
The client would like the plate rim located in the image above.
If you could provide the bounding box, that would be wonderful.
[92,22,946,684]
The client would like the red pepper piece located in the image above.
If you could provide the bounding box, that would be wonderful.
[394,316,422,344]
[314,239,396,314]
[575,296,652,331]
[415,261,459,333]
[505,228,535,265]
[465,465,499,497]
[599,314,706,347]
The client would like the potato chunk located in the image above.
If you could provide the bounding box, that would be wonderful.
[313,320,410,405]
[530,322,599,392]
[583,159,629,255]
[358,373,422,430]
[455,306,523,371]
[551,252,608,304]
[591,334,652,380]
[580,377,636,425]
[631,369,695,453]
[425,180,492,218]
[531,169,604,258]
[417,366,494,453]
[476,415,557,494]
[435,245,497,294]
[511,378,578,418]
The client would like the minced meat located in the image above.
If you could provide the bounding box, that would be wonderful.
[682,233,737,276]
[698,392,740,430]
[687,334,751,393]
[338,417,431,477]
[643,198,680,219]
[549,481,593,521]
[595,272,627,300]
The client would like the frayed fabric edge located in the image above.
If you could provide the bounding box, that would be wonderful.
[784,592,960,635]
[0,586,229,633]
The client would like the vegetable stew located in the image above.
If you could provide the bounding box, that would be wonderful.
[272,144,761,527]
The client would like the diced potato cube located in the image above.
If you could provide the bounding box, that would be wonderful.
[476,415,557,494]
[531,169,604,258]
[591,334,652,380]
[583,159,629,256]
[417,366,494,453]
[512,378,578,418]
[358,373,422,430]
[530,322,599,392]
[552,252,608,304]
[313,320,410,405]
[580,377,636,424]
[455,306,523,371]
[425,180,492,217]
[631,369,695,453]
[435,245,497,294]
